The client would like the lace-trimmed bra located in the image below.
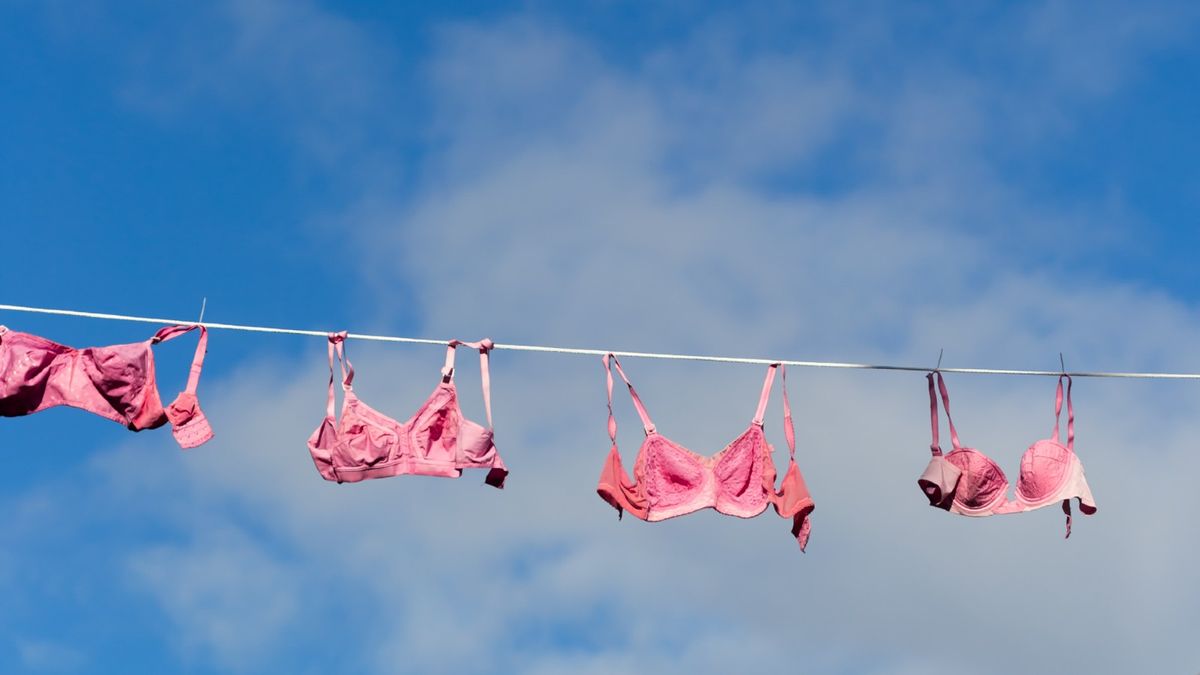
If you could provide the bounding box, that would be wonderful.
[596,355,814,551]
[307,332,508,486]
[918,371,1096,536]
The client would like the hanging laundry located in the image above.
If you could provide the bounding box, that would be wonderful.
[0,324,213,449]
[307,333,508,486]
[918,371,1097,536]
[596,355,814,551]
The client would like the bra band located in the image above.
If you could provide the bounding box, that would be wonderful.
[604,354,655,437]
[442,338,495,429]
[151,324,210,397]
[927,370,962,456]
[1052,374,1074,451]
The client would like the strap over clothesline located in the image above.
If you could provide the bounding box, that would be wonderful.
[2,302,1199,380]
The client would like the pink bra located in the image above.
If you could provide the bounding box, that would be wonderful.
[0,324,213,449]
[307,332,508,486]
[918,371,1096,536]
[596,355,814,551]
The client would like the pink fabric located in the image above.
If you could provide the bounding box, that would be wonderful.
[0,324,213,449]
[307,333,508,486]
[597,355,814,552]
[918,371,1097,536]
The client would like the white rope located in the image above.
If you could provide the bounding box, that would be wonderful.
[2,302,1198,379]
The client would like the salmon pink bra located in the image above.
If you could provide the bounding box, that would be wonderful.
[307,332,508,486]
[0,324,213,449]
[596,355,815,552]
[918,371,1096,536]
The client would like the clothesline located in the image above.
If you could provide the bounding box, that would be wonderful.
[2,302,1197,379]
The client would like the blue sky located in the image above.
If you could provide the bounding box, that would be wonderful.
[2,2,1200,673]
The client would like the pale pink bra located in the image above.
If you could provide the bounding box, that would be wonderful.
[918,371,1096,536]
[0,324,213,449]
[597,355,814,551]
[307,332,508,487]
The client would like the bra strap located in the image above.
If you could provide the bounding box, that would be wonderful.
[926,373,941,456]
[927,371,961,454]
[1056,375,1077,537]
[325,332,352,418]
[151,324,210,396]
[752,364,776,427]
[1053,374,1074,451]
[781,365,796,459]
[444,339,495,429]
[184,326,207,395]
[604,354,655,437]
[752,363,796,459]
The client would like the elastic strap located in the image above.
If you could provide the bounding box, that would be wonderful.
[781,365,796,459]
[604,354,655,437]
[1053,375,1074,451]
[444,339,495,429]
[325,331,352,418]
[929,371,961,452]
[753,364,796,460]
[184,326,207,394]
[151,324,210,396]
[926,373,941,456]
[753,364,777,426]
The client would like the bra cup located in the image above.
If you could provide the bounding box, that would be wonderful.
[336,403,401,468]
[85,343,156,427]
[0,333,64,413]
[408,385,460,463]
[644,436,705,508]
[165,392,214,449]
[306,417,339,481]
[456,418,496,464]
[713,427,765,505]
[946,449,1008,510]
[1016,440,1071,502]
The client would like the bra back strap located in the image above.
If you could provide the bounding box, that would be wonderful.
[753,363,796,460]
[927,371,962,456]
[1053,374,1074,451]
[444,339,495,429]
[151,324,211,397]
[604,354,655,438]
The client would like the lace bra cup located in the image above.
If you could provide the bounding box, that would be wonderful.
[307,333,508,487]
[0,324,213,449]
[596,355,814,551]
[918,371,1097,536]
[640,426,770,518]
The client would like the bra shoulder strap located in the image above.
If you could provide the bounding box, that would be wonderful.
[604,354,655,438]
[324,331,352,418]
[444,338,495,429]
[151,324,211,398]
[1052,374,1074,451]
[927,370,961,455]
[753,363,796,460]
